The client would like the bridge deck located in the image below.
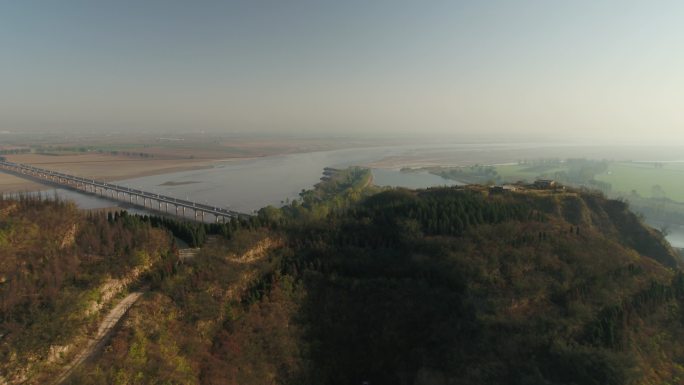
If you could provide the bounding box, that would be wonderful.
[0,159,246,221]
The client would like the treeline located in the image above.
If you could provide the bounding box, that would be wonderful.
[431,165,499,184]
[27,145,156,158]
[428,159,612,189]
[106,211,264,248]
[100,150,154,158]
[284,188,535,250]
[295,167,373,211]
[356,188,531,236]
[255,167,377,226]
[0,148,30,155]
[549,158,610,189]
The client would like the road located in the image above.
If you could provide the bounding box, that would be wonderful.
[52,292,144,385]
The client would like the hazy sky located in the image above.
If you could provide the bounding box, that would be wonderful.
[1,1,683,142]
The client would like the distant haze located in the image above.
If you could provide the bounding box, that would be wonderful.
[1,1,683,143]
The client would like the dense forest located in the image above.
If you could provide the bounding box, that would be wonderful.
[4,168,684,384]
[274,187,683,384]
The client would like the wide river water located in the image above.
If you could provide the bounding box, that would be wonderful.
[116,146,462,214]
[36,145,466,213]
[18,143,684,249]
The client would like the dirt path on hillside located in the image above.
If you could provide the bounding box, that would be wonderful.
[52,292,144,385]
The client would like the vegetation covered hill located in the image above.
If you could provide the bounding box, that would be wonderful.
[0,196,176,384]
[4,168,684,385]
[277,186,684,384]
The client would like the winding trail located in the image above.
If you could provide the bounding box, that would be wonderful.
[53,292,144,385]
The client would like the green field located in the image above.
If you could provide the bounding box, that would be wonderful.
[494,164,566,183]
[494,161,684,204]
[595,162,684,202]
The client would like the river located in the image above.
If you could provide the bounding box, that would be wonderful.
[33,145,463,214]
[664,227,684,249]
[112,146,466,213]
[14,143,684,249]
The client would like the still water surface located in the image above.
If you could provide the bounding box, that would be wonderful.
[666,227,684,249]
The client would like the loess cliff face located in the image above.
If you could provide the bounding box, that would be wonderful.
[0,197,173,384]
[529,191,679,268]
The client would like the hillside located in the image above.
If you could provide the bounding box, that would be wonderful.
[0,196,175,384]
[271,185,684,384]
[4,170,684,385]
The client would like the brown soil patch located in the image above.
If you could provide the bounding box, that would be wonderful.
[3,153,220,185]
[0,173,44,193]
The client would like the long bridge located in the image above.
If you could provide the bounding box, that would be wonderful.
[0,159,245,222]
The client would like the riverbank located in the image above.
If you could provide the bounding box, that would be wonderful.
[0,153,228,193]
[0,172,43,193]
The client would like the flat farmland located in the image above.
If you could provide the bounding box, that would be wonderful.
[494,164,567,183]
[595,162,684,202]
